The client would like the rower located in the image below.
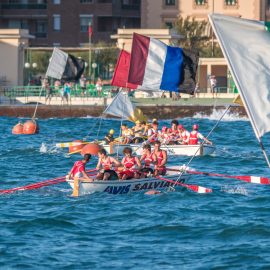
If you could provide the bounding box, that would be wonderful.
[120,124,134,144]
[118,147,141,180]
[188,124,212,145]
[132,120,145,143]
[140,144,157,178]
[96,149,121,180]
[67,154,93,197]
[147,121,161,143]
[104,129,115,144]
[153,140,167,176]
[141,121,149,136]
[171,119,179,134]
[163,128,173,145]
[177,124,190,145]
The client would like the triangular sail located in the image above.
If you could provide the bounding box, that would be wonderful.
[103,91,147,122]
[209,14,270,139]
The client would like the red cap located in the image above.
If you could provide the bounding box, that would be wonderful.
[193,124,199,130]
[162,126,167,132]
[178,124,183,129]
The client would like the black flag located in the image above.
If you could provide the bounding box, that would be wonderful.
[180,50,199,95]
[62,54,85,81]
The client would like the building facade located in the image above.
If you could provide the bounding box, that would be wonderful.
[0,0,140,47]
[141,0,269,29]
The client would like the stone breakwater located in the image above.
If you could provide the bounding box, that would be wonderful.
[0,105,246,119]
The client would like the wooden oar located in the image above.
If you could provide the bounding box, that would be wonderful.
[0,169,97,195]
[166,168,270,185]
[67,148,83,155]
[156,176,212,193]
[56,141,90,148]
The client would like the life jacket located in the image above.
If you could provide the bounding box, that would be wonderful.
[142,153,155,167]
[70,160,85,177]
[189,131,199,145]
[101,157,113,170]
[122,156,136,171]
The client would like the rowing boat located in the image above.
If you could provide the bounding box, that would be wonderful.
[66,166,190,196]
[100,142,215,156]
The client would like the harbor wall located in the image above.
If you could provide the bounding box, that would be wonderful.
[0,105,246,119]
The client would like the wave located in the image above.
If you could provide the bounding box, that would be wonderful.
[193,108,248,121]
[39,143,61,154]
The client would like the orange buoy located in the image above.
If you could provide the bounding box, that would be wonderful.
[23,120,39,135]
[12,122,24,134]
[81,143,100,156]
[69,140,84,153]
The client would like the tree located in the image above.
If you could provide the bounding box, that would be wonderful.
[173,16,223,57]
[174,16,208,52]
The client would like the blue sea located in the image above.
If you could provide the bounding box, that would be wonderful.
[1,110,270,269]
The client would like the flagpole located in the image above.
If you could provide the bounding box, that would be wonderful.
[88,30,91,79]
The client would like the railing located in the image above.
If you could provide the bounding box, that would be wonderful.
[34,32,47,38]
[1,3,47,9]
[1,85,119,100]
[121,4,140,10]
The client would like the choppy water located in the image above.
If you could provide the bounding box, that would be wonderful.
[1,110,270,269]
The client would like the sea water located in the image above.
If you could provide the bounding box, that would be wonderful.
[0,111,270,269]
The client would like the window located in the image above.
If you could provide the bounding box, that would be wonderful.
[165,0,175,5]
[53,43,60,47]
[165,22,173,29]
[36,20,47,37]
[53,0,61,4]
[8,19,28,29]
[225,0,237,5]
[53,15,61,31]
[80,0,93,3]
[80,15,92,32]
[195,0,207,5]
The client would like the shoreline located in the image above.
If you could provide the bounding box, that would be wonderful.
[0,104,246,119]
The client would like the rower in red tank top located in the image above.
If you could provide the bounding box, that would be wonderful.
[119,147,141,180]
[153,140,167,176]
[140,144,157,177]
[96,149,121,180]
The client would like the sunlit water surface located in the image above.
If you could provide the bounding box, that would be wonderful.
[0,110,270,269]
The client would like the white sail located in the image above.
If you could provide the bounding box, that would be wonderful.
[209,14,270,139]
[103,91,134,120]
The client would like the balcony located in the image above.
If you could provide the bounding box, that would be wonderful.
[34,32,47,38]
[121,4,140,10]
[1,3,47,9]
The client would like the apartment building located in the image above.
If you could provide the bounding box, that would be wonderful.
[141,0,269,29]
[0,0,141,47]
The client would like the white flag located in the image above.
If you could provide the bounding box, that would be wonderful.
[209,14,270,138]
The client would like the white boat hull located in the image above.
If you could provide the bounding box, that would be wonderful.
[102,143,215,156]
[66,168,190,196]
